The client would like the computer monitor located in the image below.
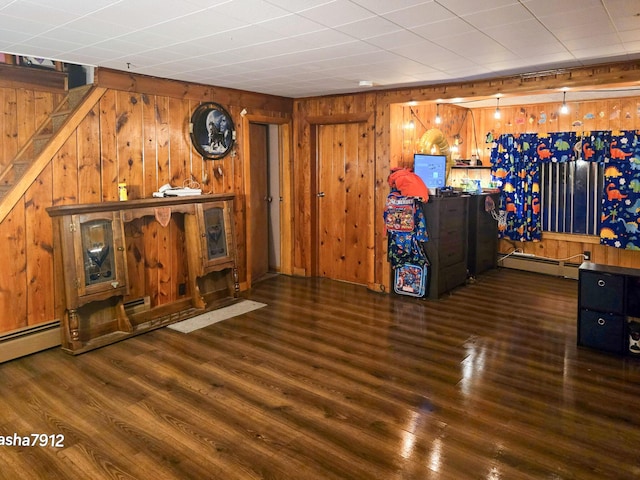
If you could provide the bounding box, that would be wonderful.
[413,154,446,195]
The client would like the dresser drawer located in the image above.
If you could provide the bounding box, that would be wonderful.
[439,238,465,266]
[578,310,625,354]
[579,271,624,314]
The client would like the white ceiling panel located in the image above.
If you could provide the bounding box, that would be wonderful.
[334,16,403,39]
[523,0,604,17]
[411,18,477,41]
[382,2,456,28]
[299,0,376,27]
[0,0,637,98]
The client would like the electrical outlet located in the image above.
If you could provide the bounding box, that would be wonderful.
[583,251,591,261]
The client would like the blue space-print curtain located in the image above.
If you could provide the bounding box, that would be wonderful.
[490,134,541,241]
[491,130,640,249]
[600,131,640,250]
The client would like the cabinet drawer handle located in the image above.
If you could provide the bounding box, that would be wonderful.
[597,279,606,287]
[597,318,606,326]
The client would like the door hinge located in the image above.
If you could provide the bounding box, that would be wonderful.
[69,222,77,233]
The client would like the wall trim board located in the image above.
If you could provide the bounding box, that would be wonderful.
[0,63,66,92]
[379,60,640,104]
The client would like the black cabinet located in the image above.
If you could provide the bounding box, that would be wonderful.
[578,262,640,356]
[421,195,469,299]
[467,193,499,276]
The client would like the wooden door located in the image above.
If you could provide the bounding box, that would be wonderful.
[317,122,372,285]
[249,123,270,282]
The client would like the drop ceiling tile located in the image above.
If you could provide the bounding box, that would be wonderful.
[288,28,365,49]
[186,25,286,52]
[0,12,55,35]
[437,31,511,58]
[259,14,325,36]
[482,19,563,50]
[0,0,81,25]
[25,0,122,16]
[521,51,579,66]
[0,37,31,52]
[57,17,132,37]
[365,29,427,49]
[573,44,633,59]
[620,29,640,42]
[523,0,603,17]
[552,22,619,42]
[38,26,105,46]
[437,0,521,16]
[461,4,535,27]
[298,0,375,27]
[19,34,85,54]
[537,5,612,31]
[411,17,478,41]
[382,2,456,29]
[141,12,247,40]
[207,0,290,24]
[262,0,334,14]
[440,64,493,78]
[349,0,432,15]
[563,33,625,51]
[335,16,403,39]
[612,15,640,32]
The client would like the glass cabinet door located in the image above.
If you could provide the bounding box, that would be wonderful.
[81,219,115,286]
[203,206,228,261]
[70,211,128,303]
[194,201,235,273]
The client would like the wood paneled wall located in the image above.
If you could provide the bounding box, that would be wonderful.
[3,61,640,338]
[0,85,61,172]
[292,93,377,284]
[0,68,292,336]
[0,82,63,332]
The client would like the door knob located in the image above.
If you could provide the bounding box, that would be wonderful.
[317,192,325,197]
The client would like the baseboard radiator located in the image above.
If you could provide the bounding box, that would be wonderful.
[0,321,60,363]
[498,252,580,280]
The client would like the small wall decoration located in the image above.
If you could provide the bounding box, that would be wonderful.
[190,102,235,160]
[19,56,56,69]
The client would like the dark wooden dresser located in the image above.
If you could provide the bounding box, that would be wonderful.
[467,193,500,277]
[421,195,470,299]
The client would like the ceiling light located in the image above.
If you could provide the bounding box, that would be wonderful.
[435,103,442,124]
[560,91,569,114]
[359,80,373,87]
[494,97,501,119]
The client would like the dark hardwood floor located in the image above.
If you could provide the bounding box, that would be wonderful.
[1,268,639,479]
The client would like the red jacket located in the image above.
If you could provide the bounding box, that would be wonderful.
[388,168,429,202]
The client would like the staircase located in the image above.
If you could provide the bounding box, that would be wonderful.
[0,84,107,223]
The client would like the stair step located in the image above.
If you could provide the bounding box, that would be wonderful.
[0,184,13,199]
[67,85,92,109]
[32,134,52,155]
[13,161,30,177]
[51,110,70,131]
